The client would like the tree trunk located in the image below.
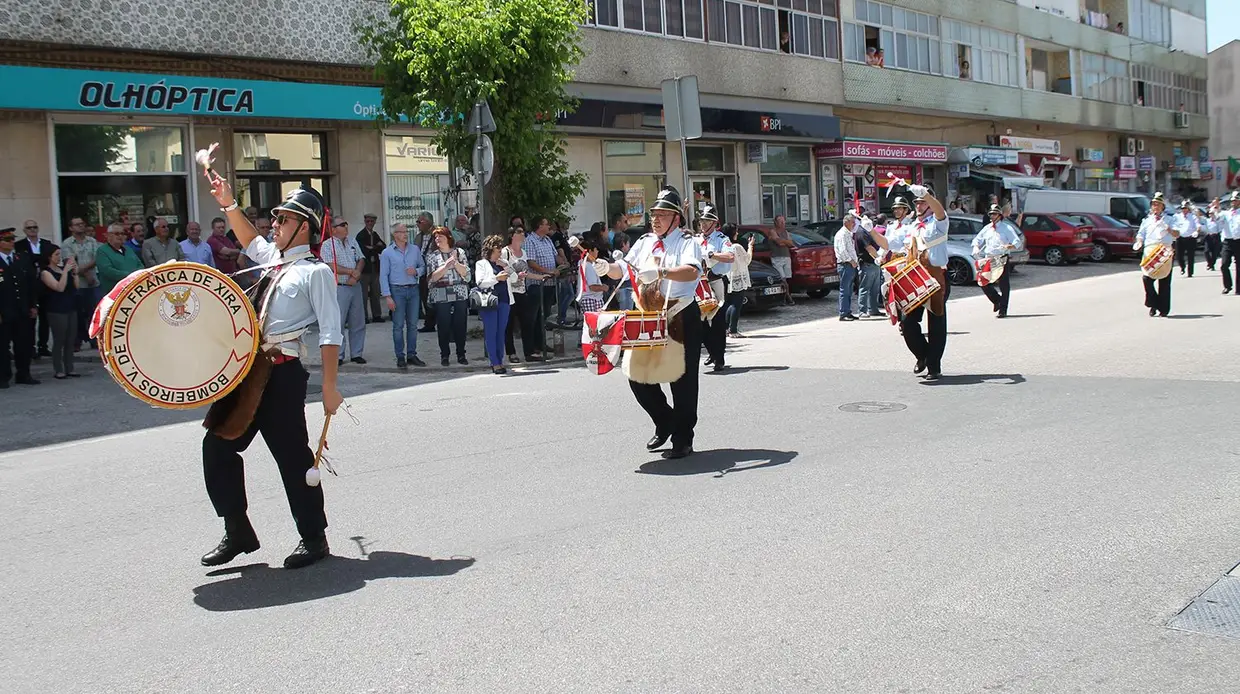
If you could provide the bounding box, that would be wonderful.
[479,159,508,238]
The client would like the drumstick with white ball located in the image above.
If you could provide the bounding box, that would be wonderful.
[305,413,332,487]
[194,142,223,184]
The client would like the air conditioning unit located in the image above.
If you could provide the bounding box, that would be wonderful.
[1076,148,1091,161]
[1125,138,1136,156]
[1175,112,1190,129]
[1136,139,1146,152]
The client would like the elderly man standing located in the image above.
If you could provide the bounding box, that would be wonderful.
[320,217,367,365]
[179,222,216,267]
[16,219,55,358]
[95,223,144,295]
[141,217,184,268]
[59,217,100,350]
[380,223,426,369]
[356,213,386,324]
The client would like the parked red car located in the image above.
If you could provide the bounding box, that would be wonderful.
[736,225,839,298]
[1016,213,1094,266]
[1059,213,1138,262]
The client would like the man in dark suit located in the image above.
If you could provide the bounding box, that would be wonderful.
[0,227,41,387]
[15,219,56,358]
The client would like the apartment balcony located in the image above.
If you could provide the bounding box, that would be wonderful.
[576,28,844,109]
[842,63,1207,139]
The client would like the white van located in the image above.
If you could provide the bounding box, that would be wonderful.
[1022,190,1151,227]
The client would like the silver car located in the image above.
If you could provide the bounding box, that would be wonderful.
[944,215,1030,286]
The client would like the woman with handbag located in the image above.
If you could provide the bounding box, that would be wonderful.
[501,227,536,363]
[426,228,471,366]
[474,235,512,375]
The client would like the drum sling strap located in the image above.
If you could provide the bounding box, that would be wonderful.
[202,254,311,440]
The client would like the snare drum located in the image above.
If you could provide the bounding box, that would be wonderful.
[90,262,259,409]
[621,310,669,350]
[695,277,720,321]
[882,255,941,314]
[976,254,1007,287]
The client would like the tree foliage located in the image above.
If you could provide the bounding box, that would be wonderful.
[359,0,589,231]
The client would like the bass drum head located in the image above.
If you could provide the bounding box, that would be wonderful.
[100,263,259,409]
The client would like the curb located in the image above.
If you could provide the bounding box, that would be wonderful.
[303,353,581,375]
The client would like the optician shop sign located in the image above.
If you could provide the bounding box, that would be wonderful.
[997,135,1061,155]
[0,65,395,121]
[814,139,948,162]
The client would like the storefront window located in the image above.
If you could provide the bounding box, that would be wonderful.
[383,134,455,231]
[232,132,331,223]
[53,123,189,241]
[760,145,813,224]
[605,141,665,225]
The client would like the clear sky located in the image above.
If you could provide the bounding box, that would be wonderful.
[1208,0,1240,52]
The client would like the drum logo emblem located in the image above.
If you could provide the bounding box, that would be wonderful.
[158,286,200,326]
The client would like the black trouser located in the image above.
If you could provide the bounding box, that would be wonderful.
[630,302,702,449]
[419,277,435,330]
[75,287,97,346]
[1203,235,1222,269]
[360,272,382,321]
[1221,239,1240,292]
[201,360,326,539]
[35,299,50,353]
[899,282,949,374]
[1176,237,1197,275]
[981,262,1012,314]
[703,276,729,365]
[1143,274,1172,315]
[506,291,525,356]
[523,284,548,357]
[434,299,468,358]
[0,315,34,383]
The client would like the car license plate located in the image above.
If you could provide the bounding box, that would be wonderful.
[824,274,839,284]
[762,286,784,296]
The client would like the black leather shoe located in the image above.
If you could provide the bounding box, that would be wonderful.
[646,432,671,451]
[409,356,427,367]
[924,372,941,381]
[200,532,260,566]
[15,376,40,385]
[457,356,468,365]
[712,363,728,372]
[396,357,408,369]
[38,349,52,358]
[913,358,926,375]
[662,445,693,459]
[351,356,367,365]
[284,536,330,569]
[1149,308,1157,317]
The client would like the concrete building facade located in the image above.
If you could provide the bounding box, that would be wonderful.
[0,0,1211,243]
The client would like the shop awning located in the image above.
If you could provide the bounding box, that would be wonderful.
[969,166,1045,189]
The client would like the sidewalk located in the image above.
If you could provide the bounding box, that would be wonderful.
[301,314,582,374]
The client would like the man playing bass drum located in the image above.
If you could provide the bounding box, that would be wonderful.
[971,203,1021,318]
[872,186,950,380]
[199,170,344,570]
[603,187,704,459]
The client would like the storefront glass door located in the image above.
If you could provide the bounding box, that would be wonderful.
[690,176,739,225]
[761,176,811,224]
[59,175,188,241]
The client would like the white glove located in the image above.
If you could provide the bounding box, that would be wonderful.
[908,184,929,200]
[612,250,624,262]
[593,259,610,276]
[567,235,581,249]
[637,267,660,284]
[860,217,874,232]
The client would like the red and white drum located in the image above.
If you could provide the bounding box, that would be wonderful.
[695,277,720,321]
[620,310,669,350]
[1141,243,1174,280]
[976,254,1007,287]
[90,262,259,409]
[882,255,941,315]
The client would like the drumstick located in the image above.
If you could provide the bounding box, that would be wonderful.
[305,413,332,487]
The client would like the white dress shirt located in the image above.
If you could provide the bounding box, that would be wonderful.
[971,220,1021,257]
[833,226,859,264]
[245,238,343,356]
[703,230,733,276]
[1135,213,1176,249]
[888,214,949,267]
[1223,210,1240,240]
[1200,216,1219,235]
[624,228,703,300]
[1173,211,1198,238]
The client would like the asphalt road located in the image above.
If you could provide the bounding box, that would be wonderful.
[2,258,1238,693]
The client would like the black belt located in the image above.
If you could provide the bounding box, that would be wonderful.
[706,272,727,281]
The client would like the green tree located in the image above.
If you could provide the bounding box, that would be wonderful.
[359,0,588,233]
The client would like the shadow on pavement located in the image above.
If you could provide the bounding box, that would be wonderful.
[921,373,1027,386]
[192,550,476,612]
[1000,313,1054,319]
[636,448,797,477]
[704,366,791,376]
[1166,314,1222,320]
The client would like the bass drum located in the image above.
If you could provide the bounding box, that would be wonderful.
[90,262,260,409]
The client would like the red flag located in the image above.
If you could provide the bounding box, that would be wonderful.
[1227,157,1240,188]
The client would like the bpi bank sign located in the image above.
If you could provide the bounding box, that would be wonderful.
[815,140,949,162]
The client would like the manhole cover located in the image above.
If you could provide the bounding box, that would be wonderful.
[1168,576,1240,640]
[839,401,907,414]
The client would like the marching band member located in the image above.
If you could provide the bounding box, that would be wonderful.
[971,203,1021,318]
[1173,199,1198,277]
[872,187,950,380]
[699,204,734,372]
[200,172,344,570]
[1134,192,1178,317]
[1221,192,1240,295]
[603,187,704,459]
[1200,202,1221,272]
[882,197,913,262]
